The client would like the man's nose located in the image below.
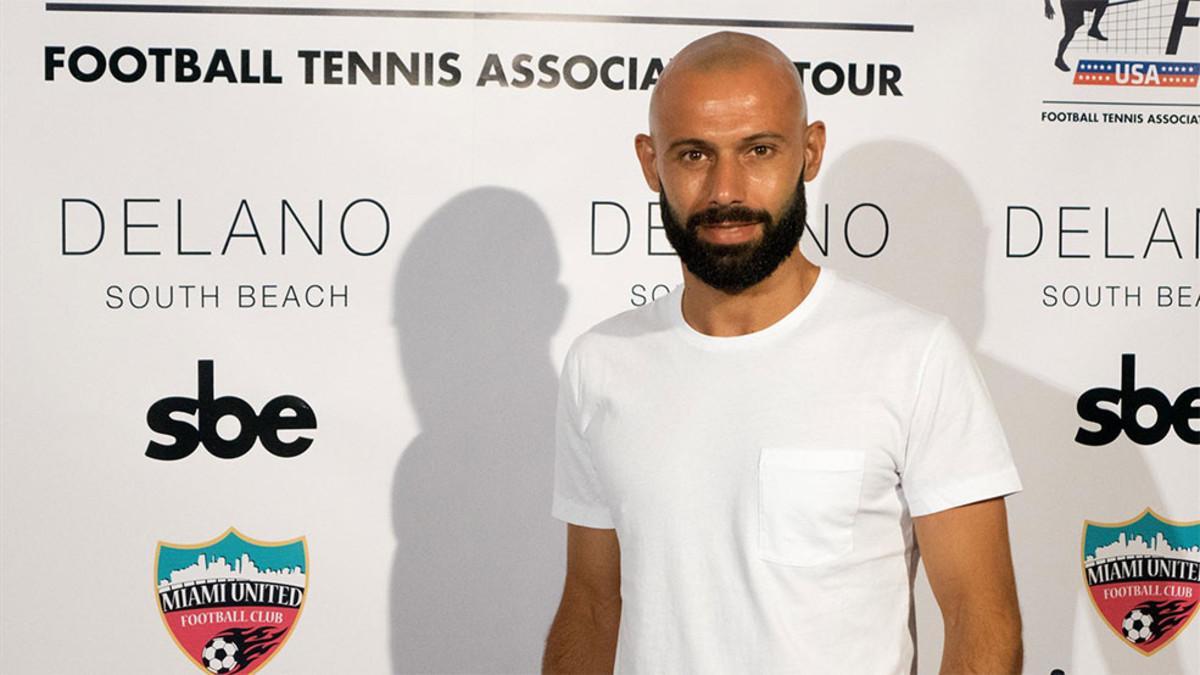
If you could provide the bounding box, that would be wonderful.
[707,155,747,206]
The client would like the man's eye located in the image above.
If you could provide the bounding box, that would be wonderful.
[681,150,705,162]
[751,145,773,157]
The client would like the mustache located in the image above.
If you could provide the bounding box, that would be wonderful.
[686,204,772,230]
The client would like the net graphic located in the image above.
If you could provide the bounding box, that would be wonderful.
[1064,0,1187,55]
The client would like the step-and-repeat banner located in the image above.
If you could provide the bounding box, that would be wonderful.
[1,1,1197,673]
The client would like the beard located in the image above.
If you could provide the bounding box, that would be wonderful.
[659,168,807,294]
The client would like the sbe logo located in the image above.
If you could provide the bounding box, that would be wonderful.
[146,360,317,460]
[1076,354,1199,446]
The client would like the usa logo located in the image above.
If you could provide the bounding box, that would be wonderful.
[155,528,308,673]
[1073,60,1199,86]
[1082,509,1199,656]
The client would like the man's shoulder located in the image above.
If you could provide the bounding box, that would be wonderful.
[825,270,949,345]
[565,290,677,361]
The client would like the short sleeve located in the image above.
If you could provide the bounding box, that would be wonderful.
[550,342,615,529]
[900,318,1023,517]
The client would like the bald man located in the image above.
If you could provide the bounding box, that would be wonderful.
[543,31,1023,674]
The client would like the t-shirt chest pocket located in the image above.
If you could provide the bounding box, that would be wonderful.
[757,447,866,567]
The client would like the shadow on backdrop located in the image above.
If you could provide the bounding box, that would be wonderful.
[814,140,1175,675]
[390,187,567,674]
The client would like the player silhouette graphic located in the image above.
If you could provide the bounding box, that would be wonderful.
[1045,0,1110,71]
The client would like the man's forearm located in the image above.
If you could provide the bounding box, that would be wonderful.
[542,596,621,675]
[939,607,1022,675]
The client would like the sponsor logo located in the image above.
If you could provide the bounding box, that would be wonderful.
[589,199,892,307]
[1083,509,1199,655]
[1045,0,1199,85]
[146,360,317,460]
[1040,0,1199,126]
[43,45,901,96]
[1002,204,1199,311]
[1075,354,1200,445]
[155,528,307,673]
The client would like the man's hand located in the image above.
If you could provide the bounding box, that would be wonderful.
[1045,0,1056,19]
[913,497,1022,675]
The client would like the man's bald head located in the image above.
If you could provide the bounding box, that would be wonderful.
[632,30,827,294]
[649,31,807,139]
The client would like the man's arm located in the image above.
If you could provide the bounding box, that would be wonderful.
[542,523,622,674]
[913,497,1022,675]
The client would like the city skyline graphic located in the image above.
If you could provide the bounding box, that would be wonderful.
[158,550,307,589]
[156,528,307,588]
[1084,509,1200,563]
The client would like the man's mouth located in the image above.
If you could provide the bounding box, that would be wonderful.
[704,220,760,229]
[696,221,762,245]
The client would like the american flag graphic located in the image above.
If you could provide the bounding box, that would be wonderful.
[1073,60,1200,86]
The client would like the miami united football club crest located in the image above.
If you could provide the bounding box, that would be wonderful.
[1083,508,1200,656]
[155,528,307,673]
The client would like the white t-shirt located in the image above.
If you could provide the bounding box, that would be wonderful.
[550,267,1022,674]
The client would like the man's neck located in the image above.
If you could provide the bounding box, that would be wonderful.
[679,250,821,337]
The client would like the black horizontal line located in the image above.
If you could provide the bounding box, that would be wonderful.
[1042,99,1200,107]
[44,3,915,32]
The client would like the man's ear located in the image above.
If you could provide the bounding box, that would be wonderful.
[634,133,662,192]
[802,121,827,181]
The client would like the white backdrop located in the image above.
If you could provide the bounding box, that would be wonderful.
[2,1,1198,673]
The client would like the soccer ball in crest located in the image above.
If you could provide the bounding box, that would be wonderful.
[201,635,243,673]
[1122,608,1156,644]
